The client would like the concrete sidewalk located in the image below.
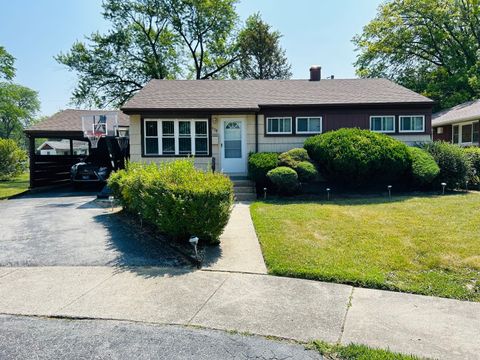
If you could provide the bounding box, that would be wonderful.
[202,203,267,274]
[0,266,478,360]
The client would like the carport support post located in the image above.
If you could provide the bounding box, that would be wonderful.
[28,135,35,189]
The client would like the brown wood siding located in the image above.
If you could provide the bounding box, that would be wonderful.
[261,105,432,137]
[433,124,453,142]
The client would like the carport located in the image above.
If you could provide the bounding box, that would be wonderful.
[24,109,129,188]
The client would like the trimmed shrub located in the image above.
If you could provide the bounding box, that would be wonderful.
[286,148,310,162]
[278,148,311,168]
[407,147,440,187]
[464,147,480,186]
[422,141,471,189]
[0,138,28,181]
[267,166,299,195]
[108,159,233,245]
[248,152,278,185]
[304,128,411,187]
[278,152,297,168]
[295,161,318,183]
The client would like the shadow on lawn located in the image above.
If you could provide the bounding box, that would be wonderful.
[261,190,471,206]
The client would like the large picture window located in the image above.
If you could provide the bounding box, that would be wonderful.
[370,116,395,133]
[296,117,322,134]
[143,119,209,156]
[266,117,292,134]
[399,115,425,132]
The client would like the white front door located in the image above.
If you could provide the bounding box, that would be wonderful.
[220,118,247,174]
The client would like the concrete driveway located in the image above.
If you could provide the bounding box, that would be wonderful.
[0,189,187,267]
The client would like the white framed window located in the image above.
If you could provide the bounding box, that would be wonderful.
[452,121,479,146]
[296,117,322,134]
[370,115,395,133]
[143,119,209,156]
[399,115,425,132]
[266,117,292,134]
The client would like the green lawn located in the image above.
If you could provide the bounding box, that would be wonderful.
[0,173,29,199]
[311,341,426,360]
[251,193,480,301]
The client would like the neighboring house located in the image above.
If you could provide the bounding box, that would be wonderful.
[432,99,480,147]
[121,66,433,176]
[36,139,89,156]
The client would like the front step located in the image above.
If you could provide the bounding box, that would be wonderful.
[231,179,256,201]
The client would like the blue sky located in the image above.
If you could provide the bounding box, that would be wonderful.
[0,0,382,116]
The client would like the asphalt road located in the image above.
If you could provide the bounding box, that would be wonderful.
[0,189,187,267]
[0,315,322,360]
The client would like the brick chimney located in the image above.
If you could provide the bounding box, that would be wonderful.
[309,66,321,81]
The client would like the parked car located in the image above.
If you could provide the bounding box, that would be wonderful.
[71,162,111,185]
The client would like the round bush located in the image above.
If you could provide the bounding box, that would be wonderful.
[304,128,411,187]
[278,148,310,168]
[108,160,233,245]
[248,152,278,185]
[267,166,299,195]
[0,138,28,181]
[407,147,440,187]
[294,161,318,183]
[422,141,471,189]
[284,148,310,162]
[464,147,480,186]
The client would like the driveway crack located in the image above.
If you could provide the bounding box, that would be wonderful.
[187,273,230,324]
[337,286,354,344]
[55,271,117,313]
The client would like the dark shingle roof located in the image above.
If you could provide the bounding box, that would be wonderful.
[25,109,129,133]
[121,78,433,112]
[432,99,480,126]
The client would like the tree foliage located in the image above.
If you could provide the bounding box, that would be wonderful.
[56,0,180,108]
[237,13,292,79]
[0,46,15,81]
[57,0,242,107]
[353,0,480,111]
[0,82,40,141]
[166,0,240,79]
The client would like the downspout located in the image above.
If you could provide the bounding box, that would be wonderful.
[255,112,259,153]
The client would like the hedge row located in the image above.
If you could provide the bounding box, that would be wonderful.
[249,129,479,192]
[108,160,233,245]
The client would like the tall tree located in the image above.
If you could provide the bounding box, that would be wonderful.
[57,0,180,108]
[237,13,292,80]
[58,0,242,107]
[353,0,480,111]
[0,82,40,141]
[165,0,240,79]
[0,46,15,81]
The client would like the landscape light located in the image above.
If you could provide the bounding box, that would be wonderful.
[441,182,447,195]
[109,195,114,212]
[326,188,331,201]
[189,236,200,266]
[263,187,267,200]
[387,185,392,200]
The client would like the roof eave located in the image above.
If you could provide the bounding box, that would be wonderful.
[120,107,261,115]
[432,114,480,126]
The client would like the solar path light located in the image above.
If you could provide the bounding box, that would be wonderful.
[441,182,447,195]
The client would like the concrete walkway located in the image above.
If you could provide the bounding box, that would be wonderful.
[202,203,267,274]
[0,266,479,360]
